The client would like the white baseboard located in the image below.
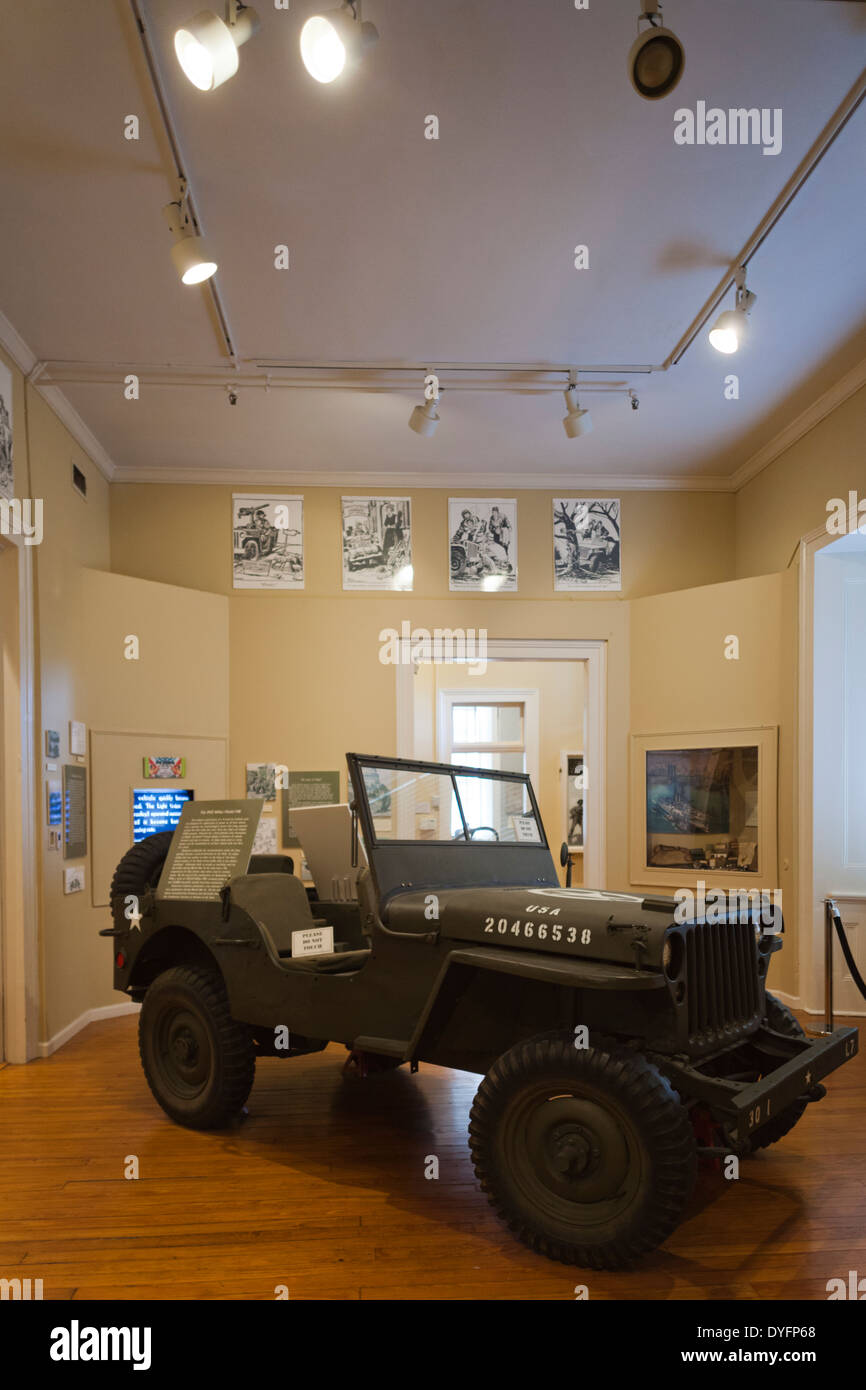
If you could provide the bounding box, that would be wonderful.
[38,1001,141,1058]
[770,989,865,1021]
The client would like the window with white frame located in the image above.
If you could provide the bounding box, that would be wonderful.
[442,696,538,839]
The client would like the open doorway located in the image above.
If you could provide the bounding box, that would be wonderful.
[396,639,606,889]
[810,531,866,1017]
[798,526,866,1018]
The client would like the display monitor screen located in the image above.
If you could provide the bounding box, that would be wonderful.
[132,787,194,843]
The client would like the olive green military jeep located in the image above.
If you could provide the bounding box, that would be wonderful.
[105,754,858,1269]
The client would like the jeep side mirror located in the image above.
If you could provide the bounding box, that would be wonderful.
[560,842,572,888]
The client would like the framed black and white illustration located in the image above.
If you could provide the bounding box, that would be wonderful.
[0,360,13,501]
[449,498,517,592]
[342,496,413,590]
[553,498,621,592]
[232,494,304,590]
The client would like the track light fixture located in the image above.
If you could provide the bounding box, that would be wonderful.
[562,376,593,439]
[708,267,757,354]
[163,181,218,285]
[174,2,260,91]
[409,373,441,437]
[300,2,379,84]
[628,2,684,101]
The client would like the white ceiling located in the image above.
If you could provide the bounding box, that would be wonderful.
[1,0,865,483]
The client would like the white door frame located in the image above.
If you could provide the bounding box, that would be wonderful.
[1,536,39,1061]
[797,523,842,1013]
[395,638,607,888]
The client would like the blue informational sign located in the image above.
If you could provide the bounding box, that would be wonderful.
[132,787,194,843]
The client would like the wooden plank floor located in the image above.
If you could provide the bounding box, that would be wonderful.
[1,1012,864,1300]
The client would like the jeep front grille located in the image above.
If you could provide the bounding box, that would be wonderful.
[684,920,761,1048]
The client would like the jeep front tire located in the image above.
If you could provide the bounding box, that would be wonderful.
[138,966,255,1130]
[469,1033,696,1269]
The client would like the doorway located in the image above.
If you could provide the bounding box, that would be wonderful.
[798,526,866,1017]
[396,639,606,888]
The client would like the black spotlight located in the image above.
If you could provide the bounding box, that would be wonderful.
[628,3,684,101]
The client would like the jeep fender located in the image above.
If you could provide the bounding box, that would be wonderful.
[407,944,665,1060]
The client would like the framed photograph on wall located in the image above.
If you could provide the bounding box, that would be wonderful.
[630,727,778,886]
[553,498,621,591]
[562,751,585,850]
[342,496,413,590]
[232,494,304,590]
[448,498,517,591]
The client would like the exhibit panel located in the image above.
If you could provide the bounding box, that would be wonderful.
[90,731,228,907]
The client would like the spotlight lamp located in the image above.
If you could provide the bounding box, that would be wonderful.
[409,374,441,437]
[562,378,593,439]
[708,267,757,354]
[628,1,684,101]
[408,399,440,438]
[300,2,379,84]
[163,181,218,285]
[174,2,260,92]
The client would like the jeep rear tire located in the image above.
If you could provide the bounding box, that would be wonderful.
[139,966,255,1130]
[748,994,809,1151]
[469,1033,696,1269]
[109,830,174,930]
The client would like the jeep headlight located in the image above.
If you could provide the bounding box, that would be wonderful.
[663,931,683,979]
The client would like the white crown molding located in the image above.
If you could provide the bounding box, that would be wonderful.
[0,311,117,482]
[113,466,734,492]
[731,354,866,494]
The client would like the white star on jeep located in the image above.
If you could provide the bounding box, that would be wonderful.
[128,912,142,932]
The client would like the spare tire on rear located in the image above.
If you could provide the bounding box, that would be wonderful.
[110,830,174,929]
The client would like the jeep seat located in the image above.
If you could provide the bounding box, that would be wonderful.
[228,872,324,955]
[228,873,370,973]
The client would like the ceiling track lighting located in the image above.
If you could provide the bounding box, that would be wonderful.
[562,374,593,439]
[175,1,260,91]
[708,267,757,354]
[628,1,684,101]
[301,2,379,84]
[409,374,441,437]
[163,180,218,284]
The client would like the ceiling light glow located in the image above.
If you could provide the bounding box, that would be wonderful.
[300,4,378,84]
[174,5,260,92]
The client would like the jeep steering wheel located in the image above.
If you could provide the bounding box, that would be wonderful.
[452,826,500,841]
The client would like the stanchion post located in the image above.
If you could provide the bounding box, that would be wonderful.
[823,897,835,1035]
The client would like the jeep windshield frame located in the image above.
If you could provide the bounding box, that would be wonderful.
[347,752,559,908]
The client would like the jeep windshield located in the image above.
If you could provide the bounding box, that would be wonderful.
[347,754,557,904]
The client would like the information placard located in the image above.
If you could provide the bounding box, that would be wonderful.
[280,770,340,847]
[63,764,87,859]
[156,800,262,900]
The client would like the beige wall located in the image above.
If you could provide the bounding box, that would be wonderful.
[111,484,736,600]
[629,571,797,997]
[110,481,740,897]
[735,384,866,579]
[0,349,232,1046]
[37,569,230,1042]
[10,371,112,1050]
